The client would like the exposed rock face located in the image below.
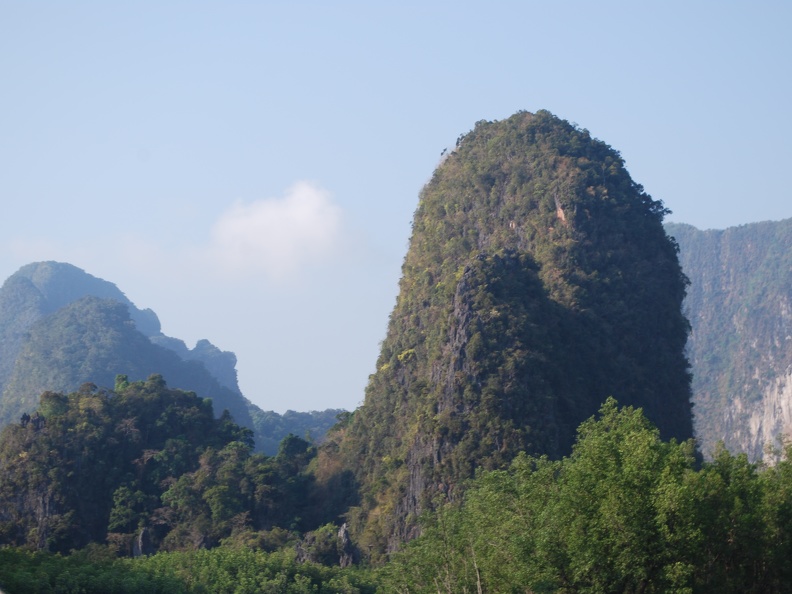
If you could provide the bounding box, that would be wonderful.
[148,336,241,394]
[728,370,792,459]
[668,219,792,460]
[333,111,693,555]
[337,523,357,568]
[132,527,155,557]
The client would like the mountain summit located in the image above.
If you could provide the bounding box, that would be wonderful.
[329,110,693,552]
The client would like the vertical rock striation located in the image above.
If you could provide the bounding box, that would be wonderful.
[668,219,792,460]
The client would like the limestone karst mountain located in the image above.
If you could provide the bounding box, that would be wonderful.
[667,219,792,460]
[324,110,694,554]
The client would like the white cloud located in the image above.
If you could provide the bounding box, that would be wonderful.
[0,181,345,294]
[208,181,342,280]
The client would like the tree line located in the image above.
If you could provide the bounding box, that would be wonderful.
[0,375,350,557]
[2,385,792,592]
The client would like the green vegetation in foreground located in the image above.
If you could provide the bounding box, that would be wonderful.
[0,547,376,594]
[383,398,792,593]
[3,397,792,592]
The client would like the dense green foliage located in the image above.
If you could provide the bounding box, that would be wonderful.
[667,220,792,460]
[3,400,792,592]
[11,114,790,591]
[0,376,333,555]
[383,400,792,593]
[251,408,347,456]
[0,547,376,593]
[332,110,692,554]
[0,547,184,593]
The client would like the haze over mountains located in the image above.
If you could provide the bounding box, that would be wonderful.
[0,261,340,454]
[667,219,792,461]
[2,174,791,470]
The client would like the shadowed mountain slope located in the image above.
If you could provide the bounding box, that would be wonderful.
[326,110,693,554]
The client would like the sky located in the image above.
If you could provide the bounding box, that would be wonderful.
[1,1,791,413]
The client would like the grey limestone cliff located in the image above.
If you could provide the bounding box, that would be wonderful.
[668,219,792,460]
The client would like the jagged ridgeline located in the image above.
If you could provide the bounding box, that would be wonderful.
[331,110,693,552]
[0,261,341,455]
[0,262,253,431]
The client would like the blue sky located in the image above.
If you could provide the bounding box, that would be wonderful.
[1,1,790,413]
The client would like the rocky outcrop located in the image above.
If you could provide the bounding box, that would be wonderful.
[725,369,792,460]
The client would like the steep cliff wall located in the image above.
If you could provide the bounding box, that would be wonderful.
[668,219,792,459]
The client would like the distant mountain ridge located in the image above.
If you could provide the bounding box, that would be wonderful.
[667,219,792,460]
[0,261,340,453]
[0,261,231,383]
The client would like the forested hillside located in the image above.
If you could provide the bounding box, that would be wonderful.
[667,219,792,460]
[0,261,342,454]
[383,400,792,594]
[1,296,254,431]
[4,395,792,593]
[0,262,156,414]
[0,376,336,555]
[0,262,250,428]
[326,110,693,555]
